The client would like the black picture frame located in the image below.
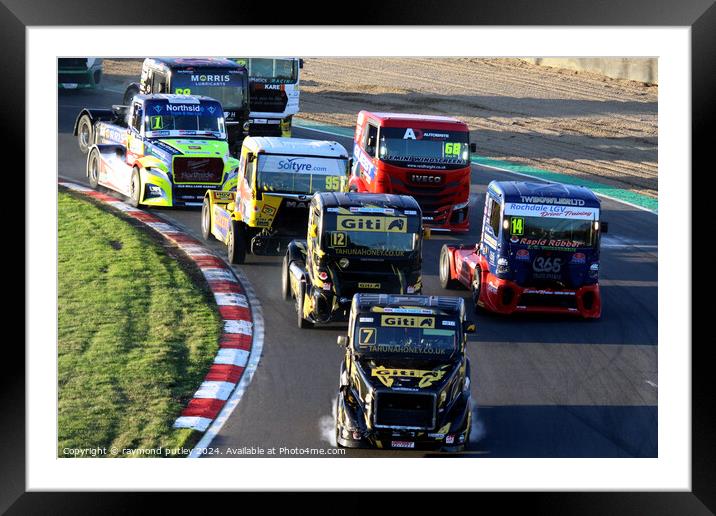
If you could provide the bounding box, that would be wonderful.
[8,0,712,512]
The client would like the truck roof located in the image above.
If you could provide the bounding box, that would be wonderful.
[353,293,465,316]
[316,192,422,212]
[360,110,469,130]
[489,180,601,208]
[145,57,245,70]
[245,137,348,158]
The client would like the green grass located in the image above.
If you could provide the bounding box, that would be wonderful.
[58,191,221,457]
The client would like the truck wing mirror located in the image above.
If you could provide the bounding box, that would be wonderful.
[247,153,256,163]
[337,335,348,347]
[299,59,304,69]
[226,202,236,213]
[463,321,476,334]
[470,143,477,153]
[600,221,608,234]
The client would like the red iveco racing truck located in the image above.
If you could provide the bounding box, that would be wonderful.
[439,180,609,319]
[350,111,476,232]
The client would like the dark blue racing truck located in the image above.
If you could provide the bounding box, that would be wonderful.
[439,180,608,318]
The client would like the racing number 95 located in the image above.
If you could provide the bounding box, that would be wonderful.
[325,176,341,191]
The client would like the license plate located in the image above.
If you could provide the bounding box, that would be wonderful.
[391,441,415,449]
[62,83,78,89]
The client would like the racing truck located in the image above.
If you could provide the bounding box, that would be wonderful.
[123,58,251,155]
[230,57,303,137]
[335,293,475,451]
[75,93,239,207]
[350,111,476,233]
[282,192,427,328]
[201,137,351,263]
[439,180,609,318]
[58,58,103,89]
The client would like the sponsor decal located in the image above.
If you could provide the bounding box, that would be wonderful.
[380,315,435,329]
[381,308,433,314]
[337,215,407,233]
[520,195,586,206]
[445,435,455,444]
[517,237,585,249]
[516,249,530,261]
[358,282,381,289]
[359,317,374,323]
[441,320,456,327]
[505,202,599,220]
[410,174,442,184]
[372,365,446,388]
[571,252,587,264]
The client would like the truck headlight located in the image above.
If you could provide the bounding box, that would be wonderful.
[243,121,250,132]
[589,262,599,278]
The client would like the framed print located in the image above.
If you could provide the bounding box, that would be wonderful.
[8,0,713,511]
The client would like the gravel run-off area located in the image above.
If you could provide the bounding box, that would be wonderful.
[103,58,658,197]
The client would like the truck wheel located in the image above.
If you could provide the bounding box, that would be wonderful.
[281,254,292,301]
[439,245,460,289]
[227,220,247,264]
[201,197,211,240]
[296,283,313,329]
[77,114,93,154]
[87,147,101,189]
[129,168,141,207]
[471,267,482,313]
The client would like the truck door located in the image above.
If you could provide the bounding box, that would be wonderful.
[481,194,503,273]
[125,102,144,171]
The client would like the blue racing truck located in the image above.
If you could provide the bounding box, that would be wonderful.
[439,180,608,318]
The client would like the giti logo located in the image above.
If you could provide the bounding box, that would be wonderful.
[380,315,435,328]
[371,366,446,388]
[337,215,407,233]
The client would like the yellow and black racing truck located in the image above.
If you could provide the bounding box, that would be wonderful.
[335,293,475,451]
[282,192,428,328]
[201,137,350,263]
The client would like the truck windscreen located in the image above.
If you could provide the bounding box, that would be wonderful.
[233,58,298,83]
[322,212,419,256]
[144,101,225,138]
[171,69,246,109]
[507,215,597,249]
[354,313,457,357]
[256,155,347,195]
[378,127,469,166]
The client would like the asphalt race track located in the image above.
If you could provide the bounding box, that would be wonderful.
[58,86,658,457]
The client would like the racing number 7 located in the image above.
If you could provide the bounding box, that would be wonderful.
[358,327,376,346]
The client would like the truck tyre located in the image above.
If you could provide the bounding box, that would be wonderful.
[77,114,94,154]
[471,267,483,313]
[296,282,313,329]
[439,245,460,289]
[87,147,101,189]
[201,197,212,240]
[281,254,291,301]
[129,168,141,207]
[227,220,247,264]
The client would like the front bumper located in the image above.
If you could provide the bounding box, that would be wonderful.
[479,272,602,319]
[335,389,471,451]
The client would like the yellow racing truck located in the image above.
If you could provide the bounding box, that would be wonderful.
[201,137,351,263]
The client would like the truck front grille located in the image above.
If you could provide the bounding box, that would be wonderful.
[173,157,224,184]
[374,392,436,430]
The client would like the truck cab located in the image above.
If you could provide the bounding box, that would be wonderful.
[75,94,239,207]
[335,293,475,451]
[123,58,250,155]
[282,192,427,328]
[439,180,608,318]
[201,137,350,263]
[351,111,476,232]
[230,57,303,137]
